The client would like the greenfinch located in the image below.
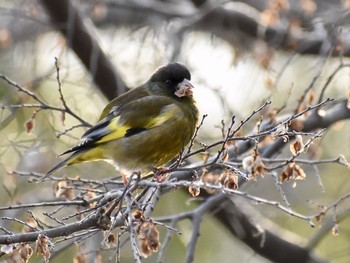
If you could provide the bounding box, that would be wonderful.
[47,62,198,176]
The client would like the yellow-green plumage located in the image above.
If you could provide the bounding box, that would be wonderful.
[47,63,198,175]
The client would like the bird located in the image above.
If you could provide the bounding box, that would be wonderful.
[46,62,199,177]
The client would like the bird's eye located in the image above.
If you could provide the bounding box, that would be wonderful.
[165,80,172,86]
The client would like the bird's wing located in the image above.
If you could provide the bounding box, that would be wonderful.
[60,96,182,155]
[97,87,150,121]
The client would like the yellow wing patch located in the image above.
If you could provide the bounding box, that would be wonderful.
[145,104,182,128]
[96,116,130,143]
[94,104,182,144]
[66,147,105,165]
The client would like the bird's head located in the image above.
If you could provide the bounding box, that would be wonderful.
[150,62,194,98]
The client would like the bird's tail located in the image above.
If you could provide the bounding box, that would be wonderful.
[45,147,104,177]
[45,152,79,176]
[46,158,70,176]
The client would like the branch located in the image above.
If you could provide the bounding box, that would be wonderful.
[0,210,103,244]
[184,194,227,263]
[185,2,346,56]
[215,197,328,263]
[3,1,350,59]
[0,73,92,128]
[40,0,127,100]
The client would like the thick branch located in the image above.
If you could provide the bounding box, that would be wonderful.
[0,211,103,244]
[3,1,350,58]
[40,0,127,100]
[215,198,328,263]
[192,6,346,56]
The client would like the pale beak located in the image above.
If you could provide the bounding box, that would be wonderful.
[174,78,194,97]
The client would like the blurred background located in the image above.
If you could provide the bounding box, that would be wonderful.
[1,0,350,262]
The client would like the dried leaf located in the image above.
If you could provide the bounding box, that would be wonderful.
[137,222,160,258]
[25,119,34,134]
[289,135,304,156]
[201,169,217,184]
[332,223,339,236]
[189,185,200,197]
[35,234,52,263]
[18,244,33,263]
[219,168,239,189]
[132,210,144,220]
[60,111,66,125]
[3,244,33,263]
[242,150,267,179]
[294,164,306,180]
[200,170,218,194]
[221,148,229,163]
[280,162,306,186]
[107,234,116,246]
[54,180,75,200]
[280,164,292,183]
[85,189,97,207]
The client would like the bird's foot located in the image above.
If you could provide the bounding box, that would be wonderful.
[121,171,141,185]
[153,167,170,182]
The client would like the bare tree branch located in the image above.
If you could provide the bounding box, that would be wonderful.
[215,197,328,263]
[40,0,127,100]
